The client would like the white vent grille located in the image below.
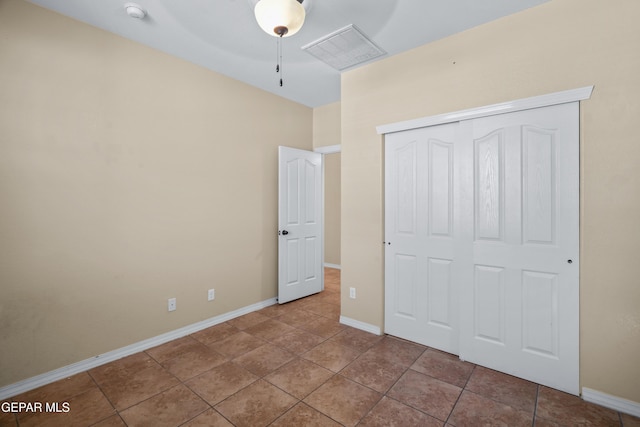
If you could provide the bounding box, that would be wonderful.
[301,24,386,71]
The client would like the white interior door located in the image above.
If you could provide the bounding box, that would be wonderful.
[384,122,460,354]
[384,102,579,394]
[278,146,323,304]
[458,103,579,394]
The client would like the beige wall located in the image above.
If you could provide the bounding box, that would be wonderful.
[0,0,312,387]
[341,0,640,404]
[313,102,341,266]
[313,102,341,149]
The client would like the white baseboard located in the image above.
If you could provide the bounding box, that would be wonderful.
[324,263,341,270]
[339,316,382,336]
[582,387,640,417]
[0,297,277,401]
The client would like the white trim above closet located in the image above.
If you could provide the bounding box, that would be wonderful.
[376,86,593,135]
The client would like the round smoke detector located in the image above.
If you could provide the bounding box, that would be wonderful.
[124,3,146,19]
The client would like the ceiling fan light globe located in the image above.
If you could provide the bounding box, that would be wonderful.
[254,0,305,37]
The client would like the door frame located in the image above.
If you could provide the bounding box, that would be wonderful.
[314,144,341,270]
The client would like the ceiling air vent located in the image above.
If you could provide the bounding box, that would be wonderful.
[301,24,386,71]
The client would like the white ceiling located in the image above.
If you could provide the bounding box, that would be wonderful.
[26,0,548,107]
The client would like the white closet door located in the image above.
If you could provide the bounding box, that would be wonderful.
[458,103,579,394]
[383,102,579,395]
[384,122,460,354]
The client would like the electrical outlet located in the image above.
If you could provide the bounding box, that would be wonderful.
[168,298,176,312]
[207,289,215,301]
[349,287,356,299]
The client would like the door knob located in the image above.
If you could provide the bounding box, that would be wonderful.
[281,230,289,235]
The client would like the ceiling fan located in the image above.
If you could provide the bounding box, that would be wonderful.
[250,0,313,86]
[253,0,309,38]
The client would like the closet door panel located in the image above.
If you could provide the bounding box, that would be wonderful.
[384,123,459,353]
[459,103,579,395]
[474,129,505,242]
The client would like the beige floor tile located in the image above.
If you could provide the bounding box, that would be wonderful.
[387,369,461,421]
[276,308,322,328]
[161,343,228,381]
[340,351,408,393]
[145,336,204,363]
[17,387,115,427]
[270,328,326,355]
[226,311,270,330]
[621,413,640,427]
[244,318,297,341]
[258,303,292,318]
[314,290,341,305]
[271,402,342,427]
[536,386,621,427]
[89,354,179,411]
[119,384,208,427]
[0,401,17,427]
[464,365,538,413]
[181,408,234,427]
[448,390,534,427]
[190,322,239,346]
[13,372,96,403]
[328,327,384,353]
[302,339,362,372]
[303,301,341,320]
[88,352,157,386]
[298,317,346,339]
[280,296,314,311]
[215,380,297,427]
[358,396,443,427]
[365,336,426,367]
[185,361,258,405]
[91,415,127,426]
[265,358,334,399]
[208,331,266,358]
[533,418,563,427]
[232,343,294,377]
[410,348,475,388]
[304,375,381,427]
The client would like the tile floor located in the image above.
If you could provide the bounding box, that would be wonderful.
[2,268,639,427]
